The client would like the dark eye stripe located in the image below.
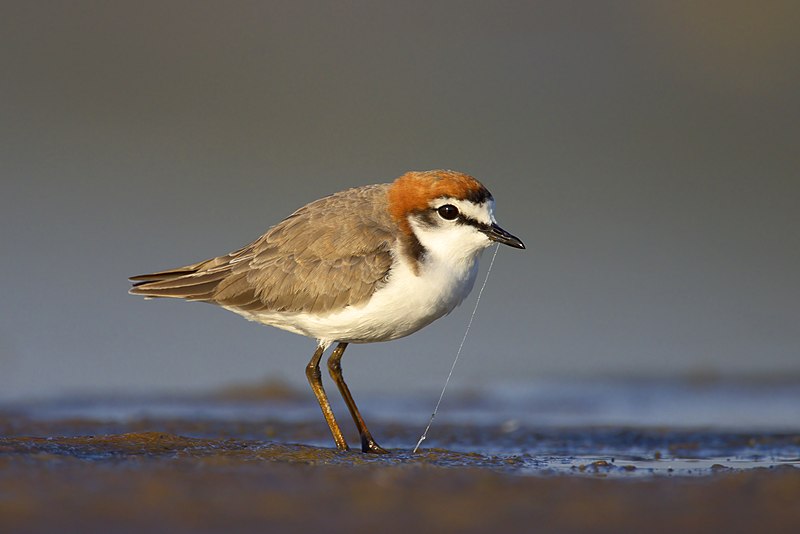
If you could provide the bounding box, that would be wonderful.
[442,209,491,232]
[412,204,490,232]
[458,216,492,233]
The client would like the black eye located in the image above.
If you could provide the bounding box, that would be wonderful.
[437,204,459,220]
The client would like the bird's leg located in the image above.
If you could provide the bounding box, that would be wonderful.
[305,345,349,451]
[327,342,388,454]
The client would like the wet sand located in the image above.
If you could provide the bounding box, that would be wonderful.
[1,404,799,534]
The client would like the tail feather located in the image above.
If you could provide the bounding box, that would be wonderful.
[128,262,229,301]
[129,270,199,284]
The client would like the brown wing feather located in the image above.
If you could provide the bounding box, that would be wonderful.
[129,184,396,314]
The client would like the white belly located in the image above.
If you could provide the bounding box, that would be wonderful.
[237,249,483,346]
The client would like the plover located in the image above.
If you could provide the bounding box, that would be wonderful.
[130,170,525,452]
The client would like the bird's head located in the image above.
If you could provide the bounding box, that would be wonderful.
[387,170,525,266]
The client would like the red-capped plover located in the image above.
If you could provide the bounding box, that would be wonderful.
[130,170,525,452]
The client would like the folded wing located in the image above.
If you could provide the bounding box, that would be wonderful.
[129,184,395,315]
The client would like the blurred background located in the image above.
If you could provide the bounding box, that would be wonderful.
[1,1,798,401]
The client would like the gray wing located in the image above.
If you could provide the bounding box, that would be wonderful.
[129,184,396,315]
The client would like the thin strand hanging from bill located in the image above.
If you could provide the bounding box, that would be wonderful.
[413,244,501,453]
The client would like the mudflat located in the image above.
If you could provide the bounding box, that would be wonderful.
[1,398,798,534]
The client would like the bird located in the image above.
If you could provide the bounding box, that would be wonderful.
[129,169,525,453]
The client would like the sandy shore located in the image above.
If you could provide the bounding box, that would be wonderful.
[1,421,798,533]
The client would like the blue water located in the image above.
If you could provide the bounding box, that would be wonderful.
[13,377,798,430]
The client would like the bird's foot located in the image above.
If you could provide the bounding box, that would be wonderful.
[361,436,389,454]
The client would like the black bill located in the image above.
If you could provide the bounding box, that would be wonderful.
[483,223,525,249]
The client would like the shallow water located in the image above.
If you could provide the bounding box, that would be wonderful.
[3,377,798,477]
